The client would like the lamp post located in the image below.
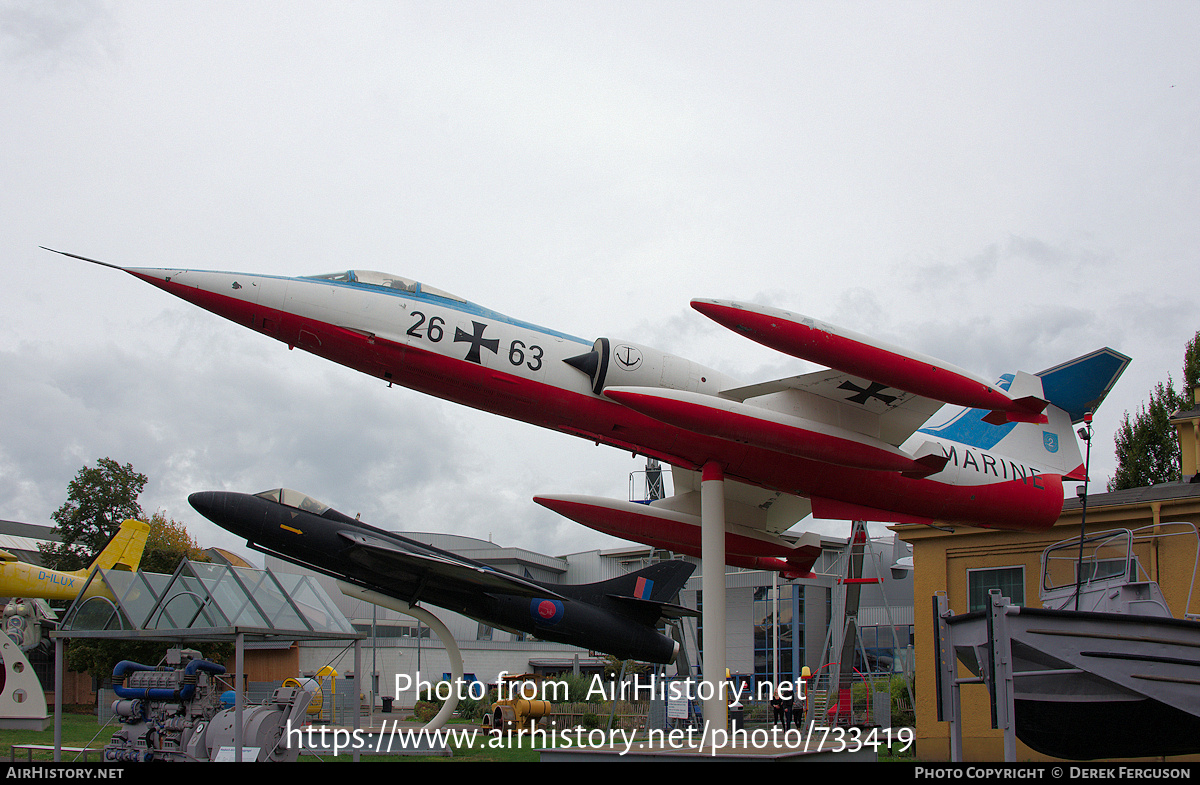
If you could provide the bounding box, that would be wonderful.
[1075,411,1094,611]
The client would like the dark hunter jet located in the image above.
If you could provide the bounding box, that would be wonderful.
[189,488,696,664]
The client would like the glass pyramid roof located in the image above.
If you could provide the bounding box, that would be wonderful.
[57,560,359,642]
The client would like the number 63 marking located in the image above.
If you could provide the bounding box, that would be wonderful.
[408,311,542,371]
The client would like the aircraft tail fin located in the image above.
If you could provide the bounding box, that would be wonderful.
[600,560,698,624]
[1036,347,1131,425]
[595,560,695,603]
[568,560,696,623]
[86,519,152,573]
[917,348,1130,480]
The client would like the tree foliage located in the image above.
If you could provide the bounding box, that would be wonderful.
[141,510,209,574]
[1108,330,1200,492]
[39,458,147,571]
[36,461,234,683]
[1107,379,1183,491]
[1186,332,1200,397]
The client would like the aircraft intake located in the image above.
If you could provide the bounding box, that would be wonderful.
[563,337,732,398]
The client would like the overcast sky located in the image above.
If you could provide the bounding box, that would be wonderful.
[2,2,1197,565]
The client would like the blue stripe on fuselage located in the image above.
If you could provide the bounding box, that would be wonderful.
[295,274,592,345]
[917,373,1017,450]
[918,407,1018,451]
[169,268,593,346]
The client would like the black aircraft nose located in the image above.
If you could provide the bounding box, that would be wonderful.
[189,491,261,540]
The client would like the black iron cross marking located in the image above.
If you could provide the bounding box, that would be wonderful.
[454,320,499,364]
[839,380,897,406]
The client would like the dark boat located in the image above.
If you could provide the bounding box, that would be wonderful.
[936,522,1200,760]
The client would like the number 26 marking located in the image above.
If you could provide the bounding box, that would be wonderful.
[407,311,445,341]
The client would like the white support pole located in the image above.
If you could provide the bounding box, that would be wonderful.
[54,637,63,762]
[337,582,464,731]
[700,460,727,737]
[353,639,362,762]
[235,631,244,763]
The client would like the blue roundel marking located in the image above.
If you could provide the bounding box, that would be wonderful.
[530,598,564,626]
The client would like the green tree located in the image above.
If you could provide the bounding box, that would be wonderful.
[141,510,209,574]
[601,655,649,680]
[1108,330,1200,491]
[39,458,147,571]
[1108,380,1183,491]
[1185,332,1200,398]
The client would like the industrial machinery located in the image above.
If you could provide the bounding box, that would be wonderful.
[104,648,313,762]
[3,598,54,653]
[481,673,553,735]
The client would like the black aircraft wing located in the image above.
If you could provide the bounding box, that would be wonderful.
[337,531,568,600]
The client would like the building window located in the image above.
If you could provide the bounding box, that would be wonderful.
[352,622,429,638]
[967,566,1025,612]
[753,585,803,689]
[858,624,914,673]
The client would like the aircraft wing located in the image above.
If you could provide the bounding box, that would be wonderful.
[719,368,947,448]
[693,299,1050,424]
[664,463,943,527]
[337,531,567,600]
[660,467,813,534]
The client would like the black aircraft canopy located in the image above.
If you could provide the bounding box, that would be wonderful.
[253,488,331,516]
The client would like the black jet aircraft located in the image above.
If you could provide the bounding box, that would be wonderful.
[189,488,696,664]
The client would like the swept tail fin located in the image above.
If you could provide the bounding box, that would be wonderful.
[1037,347,1131,425]
[918,348,1129,479]
[86,519,152,573]
[566,560,697,624]
[592,560,695,603]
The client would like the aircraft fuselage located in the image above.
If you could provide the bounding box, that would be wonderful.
[131,267,1063,531]
[188,490,685,663]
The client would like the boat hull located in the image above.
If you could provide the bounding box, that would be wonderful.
[944,605,1200,759]
[1014,696,1200,760]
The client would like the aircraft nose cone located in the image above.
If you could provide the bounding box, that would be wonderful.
[188,491,221,517]
[189,491,259,540]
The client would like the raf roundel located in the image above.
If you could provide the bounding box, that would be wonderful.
[531,598,564,625]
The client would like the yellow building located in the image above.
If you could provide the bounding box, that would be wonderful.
[1174,392,1200,481]
[896,397,1200,762]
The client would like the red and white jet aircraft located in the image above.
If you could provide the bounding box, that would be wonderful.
[46,250,1129,581]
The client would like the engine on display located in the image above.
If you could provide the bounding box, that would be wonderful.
[104,648,313,763]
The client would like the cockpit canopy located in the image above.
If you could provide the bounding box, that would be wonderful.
[254,488,331,516]
[304,270,466,303]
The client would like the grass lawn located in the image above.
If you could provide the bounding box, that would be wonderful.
[0,713,112,763]
[0,713,543,763]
